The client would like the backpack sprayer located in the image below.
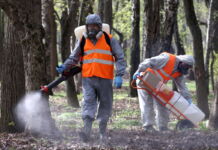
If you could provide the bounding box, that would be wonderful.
[131,71,205,130]
[40,23,110,95]
[40,65,81,95]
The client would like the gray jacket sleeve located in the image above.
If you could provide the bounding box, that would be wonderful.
[110,37,127,76]
[174,76,192,100]
[63,40,82,68]
[137,53,170,72]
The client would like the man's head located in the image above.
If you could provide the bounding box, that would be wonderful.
[176,55,194,75]
[85,14,102,38]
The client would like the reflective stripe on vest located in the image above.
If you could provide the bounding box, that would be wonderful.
[146,53,181,82]
[82,34,114,79]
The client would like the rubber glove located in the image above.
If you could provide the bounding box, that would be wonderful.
[186,98,192,104]
[114,76,123,89]
[56,64,67,74]
[133,72,140,80]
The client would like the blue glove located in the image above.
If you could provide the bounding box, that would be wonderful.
[133,72,140,80]
[56,64,67,74]
[114,76,123,88]
[186,98,192,104]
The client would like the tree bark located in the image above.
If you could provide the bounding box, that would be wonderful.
[206,0,218,90]
[61,0,80,108]
[159,0,178,53]
[0,0,59,136]
[42,0,58,82]
[209,78,218,129]
[98,0,104,20]
[0,9,4,81]
[0,16,25,132]
[142,0,160,59]
[129,0,140,97]
[1,0,48,90]
[183,0,210,118]
[207,0,218,128]
[103,0,112,29]
[78,0,94,26]
[173,11,185,55]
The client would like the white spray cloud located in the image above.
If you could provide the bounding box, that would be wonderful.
[15,92,55,136]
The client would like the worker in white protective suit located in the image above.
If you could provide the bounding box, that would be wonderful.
[56,14,126,142]
[133,52,194,132]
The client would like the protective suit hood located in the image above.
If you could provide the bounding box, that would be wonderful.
[85,14,102,27]
[176,55,194,66]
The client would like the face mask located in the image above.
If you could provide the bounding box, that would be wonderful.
[178,62,191,75]
[88,29,99,39]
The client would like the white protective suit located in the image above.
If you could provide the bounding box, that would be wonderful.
[135,52,194,130]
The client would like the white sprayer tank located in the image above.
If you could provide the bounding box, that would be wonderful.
[138,71,205,126]
[74,23,110,40]
[166,91,205,125]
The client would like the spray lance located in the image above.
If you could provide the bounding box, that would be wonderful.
[40,65,81,95]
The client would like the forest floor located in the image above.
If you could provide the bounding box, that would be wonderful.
[1,80,218,150]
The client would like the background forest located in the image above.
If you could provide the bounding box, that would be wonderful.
[1,0,218,149]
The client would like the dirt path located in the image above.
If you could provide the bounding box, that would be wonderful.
[1,129,218,149]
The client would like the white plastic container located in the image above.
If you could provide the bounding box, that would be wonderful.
[183,104,205,125]
[167,91,205,125]
[74,23,110,40]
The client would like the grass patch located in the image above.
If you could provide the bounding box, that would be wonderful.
[53,91,66,98]
[57,112,80,120]
[113,91,128,101]
[110,119,140,129]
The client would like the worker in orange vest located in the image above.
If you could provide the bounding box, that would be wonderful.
[133,52,194,132]
[57,14,126,142]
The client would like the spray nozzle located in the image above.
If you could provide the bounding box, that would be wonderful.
[40,86,53,95]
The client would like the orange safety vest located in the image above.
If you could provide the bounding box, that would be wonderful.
[82,33,114,79]
[146,52,181,82]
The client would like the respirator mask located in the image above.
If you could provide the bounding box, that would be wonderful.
[178,62,192,75]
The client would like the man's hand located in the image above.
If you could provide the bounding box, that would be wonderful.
[56,64,67,74]
[114,76,123,89]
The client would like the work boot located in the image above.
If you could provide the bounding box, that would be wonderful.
[143,125,156,133]
[159,126,169,132]
[79,117,93,142]
[99,121,108,144]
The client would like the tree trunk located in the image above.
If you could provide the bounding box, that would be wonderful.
[1,1,48,90]
[206,0,218,91]
[78,0,94,26]
[142,0,160,59]
[42,0,58,82]
[159,0,178,53]
[98,0,104,20]
[0,16,25,132]
[103,0,112,29]
[183,0,210,118]
[129,0,140,97]
[173,12,185,55]
[0,9,3,82]
[0,0,59,136]
[205,0,210,7]
[209,78,218,129]
[61,0,80,108]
